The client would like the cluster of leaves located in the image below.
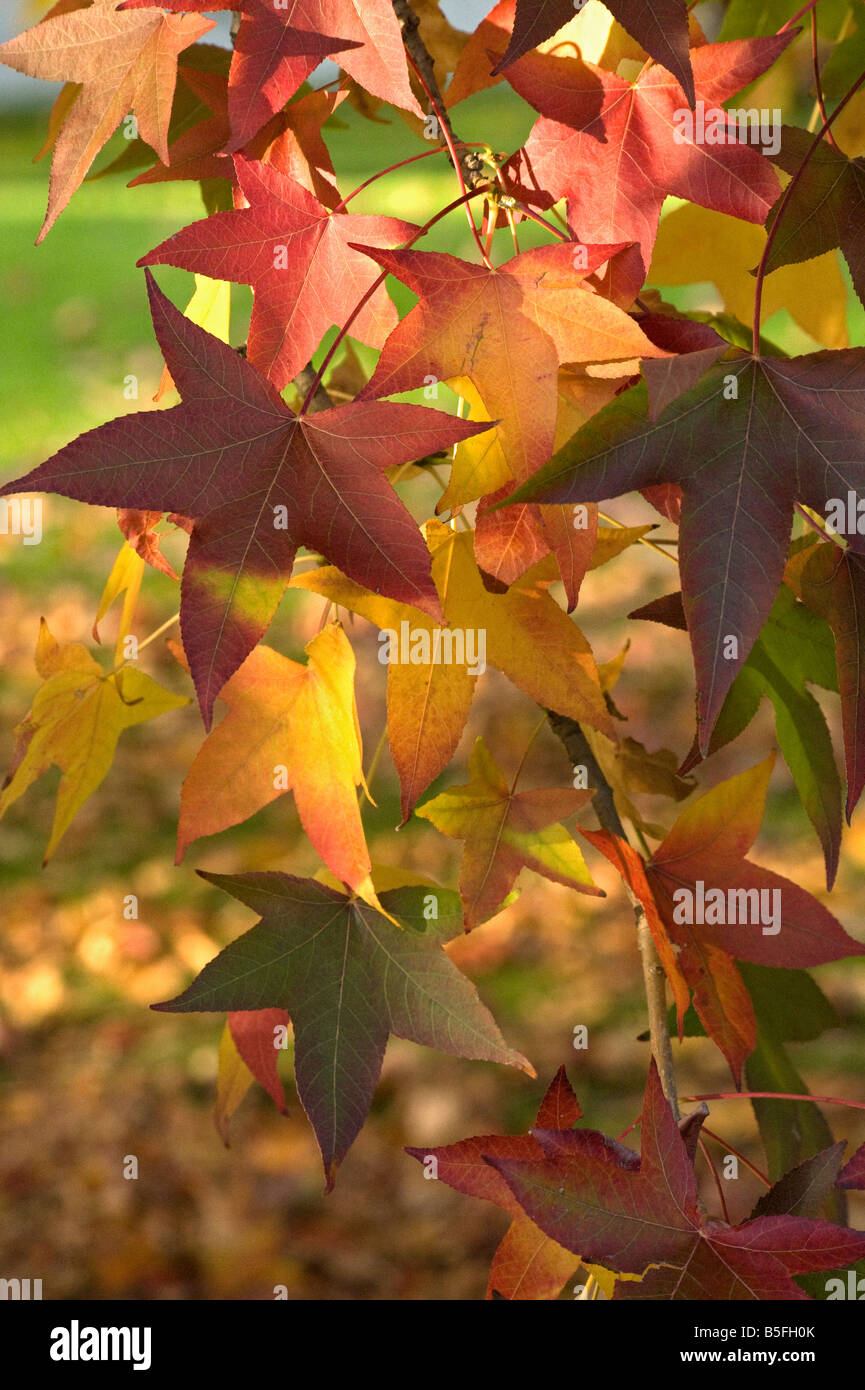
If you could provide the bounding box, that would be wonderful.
[4,0,865,1299]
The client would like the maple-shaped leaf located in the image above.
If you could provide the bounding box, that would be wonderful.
[503,32,793,284]
[0,274,489,730]
[176,625,380,910]
[637,757,861,1079]
[0,617,188,862]
[293,521,614,822]
[121,0,421,146]
[788,539,865,821]
[633,583,843,888]
[0,2,215,242]
[504,349,865,748]
[131,70,344,208]
[488,1060,865,1299]
[408,1066,589,1300]
[155,874,533,1187]
[764,125,865,316]
[354,242,666,485]
[140,156,416,391]
[494,0,695,107]
[416,736,601,929]
[445,0,648,110]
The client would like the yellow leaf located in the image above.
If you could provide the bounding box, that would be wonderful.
[215,1022,254,1147]
[417,736,600,928]
[155,274,231,401]
[648,202,848,350]
[0,618,189,861]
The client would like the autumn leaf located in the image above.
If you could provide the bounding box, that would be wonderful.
[154,874,533,1187]
[0,617,188,862]
[445,0,647,110]
[488,1060,865,1299]
[0,272,491,730]
[633,583,844,888]
[228,1008,290,1118]
[504,348,865,748]
[176,625,381,911]
[293,520,614,822]
[407,1066,588,1300]
[641,757,862,1079]
[445,366,626,516]
[354,241,666,487]
[116,508,191,583]
[130,70,344,209]
[581,828,690,1028]
[494,0,696,108]
[648,202,850,351]
[140,155,417,391]
[0,1,216,241]
[416,736,601,929]
[121,0,421,146]
[503,32,793,285]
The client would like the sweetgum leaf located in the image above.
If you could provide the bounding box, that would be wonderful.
[0,273,491,729]
[0,0,215,241]
[506,351,865,749]
[488,1061,865,1299]
[155,874,533,1187]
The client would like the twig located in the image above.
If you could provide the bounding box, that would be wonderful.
[544,712,680,1118]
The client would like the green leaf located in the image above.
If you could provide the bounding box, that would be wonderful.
[153,873,533,1187]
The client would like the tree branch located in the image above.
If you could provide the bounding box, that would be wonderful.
[392,0,487,190]
[546,711,680,1119]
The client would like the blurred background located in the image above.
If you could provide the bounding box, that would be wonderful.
[1,0,864,1299]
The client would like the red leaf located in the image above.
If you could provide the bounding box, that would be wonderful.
[488,1061,865,1299]
[0,273,491,728]
[140,156,417,391]
[504,33,793,283]
[494,0,696,108]
[228,1008,290,1114]
[122,0,422,143]
[0,4,215,241]
[506,347,865,749]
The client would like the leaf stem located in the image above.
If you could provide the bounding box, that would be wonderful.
[330,143,485,215]
[778,0,819,32]
[545,713,680,1118]
[403,49,492,268]
[509,715,548,794]
[700,1126,772,1188]
[685,1090,865,1112]
[699,1136,730,1223]
[810,5,839,149]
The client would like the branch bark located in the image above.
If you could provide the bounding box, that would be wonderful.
[392,0,487,189]
[546,711,680,1119]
